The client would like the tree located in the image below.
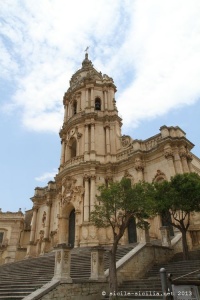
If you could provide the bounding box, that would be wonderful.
[90,178,154,299]
[153,172,200,260]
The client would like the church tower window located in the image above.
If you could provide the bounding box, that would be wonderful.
[0,232,4,244]
[95,98,101,110]
[70,138,77,158]
[73,101,77,115]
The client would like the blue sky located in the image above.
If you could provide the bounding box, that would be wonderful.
[0,0,200,212]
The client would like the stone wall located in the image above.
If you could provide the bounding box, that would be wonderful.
[40,282,108,300]
[117,244,173,283]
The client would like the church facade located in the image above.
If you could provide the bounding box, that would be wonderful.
[1,54,200,263]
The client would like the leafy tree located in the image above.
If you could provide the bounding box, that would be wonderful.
[153,172,200,260]
[90,178,154,298]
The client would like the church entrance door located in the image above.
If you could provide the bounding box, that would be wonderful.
[128,217,137,243]
[68,209,75,247]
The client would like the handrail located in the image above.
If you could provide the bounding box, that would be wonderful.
[173,268,200,281]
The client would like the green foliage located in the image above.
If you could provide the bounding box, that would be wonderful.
[152,172,200,260]
[90,178,154,235]
[153,173,200,221]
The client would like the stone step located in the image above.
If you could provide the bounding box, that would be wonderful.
[0,244,137,299]
[118,250,200,299]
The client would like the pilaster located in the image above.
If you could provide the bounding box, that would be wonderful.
[164,147,176,177]
[160,226,171,247]
[134,157,144,181]
[83,175,90,222]
[89,247,106,281]
[53,245,72,282]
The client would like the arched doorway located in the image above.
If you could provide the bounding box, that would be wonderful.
[68,209,75,247]
[128,217,137,243]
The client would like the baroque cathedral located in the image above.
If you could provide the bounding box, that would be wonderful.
[1,54,200,264]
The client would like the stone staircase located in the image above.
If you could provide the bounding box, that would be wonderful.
[0,244,137,299]
[117,250,200,299]
[3,245,198,299]
[0,252,55,299]
[70,243,137,280]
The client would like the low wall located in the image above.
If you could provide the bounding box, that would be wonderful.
[40,282,108,300]
[117,244,173,283]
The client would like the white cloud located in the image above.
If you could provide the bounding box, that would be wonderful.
[1,0,200,132]
[35,169,57,182]
[117,0,200,129]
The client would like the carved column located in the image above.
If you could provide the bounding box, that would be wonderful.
[104,89,108,110]
[64,142,69,162]
[74,210,81,248]
[160,226,171,247]
[91,123,95,152]
[30,206,38,244]
[179,149,190,173]
[89,247,106,281]
[91,87,94,108]
[187,154,194,172]
[58,215,68,245]
[105,125,111,154]
[138,227,150,243]
[44,199,52,240]
[60,138,66,166]
[85,89,88,107]
[84,124,89,153]
[164,150,176,177]
[84,175,90,222]
[64,104,68,122]
[90,175,96,213]
[54,245,72,282]
[135,158,144,181]
[173,146,183,174]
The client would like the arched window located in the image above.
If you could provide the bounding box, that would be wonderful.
[95,98,101,110]
[73,101,77,115]
[70,138,77,158]
[71,139,77,158]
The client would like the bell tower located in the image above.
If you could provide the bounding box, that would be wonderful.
[56,53,123,247]
[59,53,122,171]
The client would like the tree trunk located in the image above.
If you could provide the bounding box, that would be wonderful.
[109,243,118,299]
[181,229,189,260]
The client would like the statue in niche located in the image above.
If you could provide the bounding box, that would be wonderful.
[42,211,46,225]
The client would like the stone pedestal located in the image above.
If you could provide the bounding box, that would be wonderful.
[160,226,171,247]
[89,246,106,281]
[53,245,72,282]
[138,227,150,243]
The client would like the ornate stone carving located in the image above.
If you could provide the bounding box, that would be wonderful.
[64,250,69,265]
[134,158,144,171]
[121,135,131,148]
[179,149,193,162]
[42,211,46,225]
[57,251,61,263]
[84,174,90,181]
[61,176,85,205]
[153,170,166,182]
[46,199,52,206]
[164,150,174,159]
[124,170,132,178]
[77,132,82,139]
[62,176,77,195]
[90,175,96,181]
[82,227,88,240]
[187,153,193,162]
[89,225,97,239]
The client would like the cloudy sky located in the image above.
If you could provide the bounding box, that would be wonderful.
[0,0,200,212]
